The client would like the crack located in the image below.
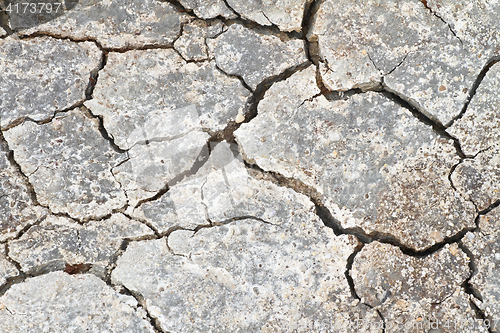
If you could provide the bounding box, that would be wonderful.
[419,0,462,45]
[380,82,468,158]
[245,61,311,120]
[478,199,500,216]
[345,244,364,300]
[244,160,477,258]
[124,214,162,239]
[220,0,239,18]
[83,107,127,154]
[445,56,500,128]
[115,285,166,333]
[301,0,322,65]
[212,60,310,143]
[385,52,410,75]
[458,241,483,301]
[0,243,24,297]
[162,0,197,16]
[344,244,387,333]
[458,241,495,333]
[0,7,13,38]
[214,63,254,93]
[211,215,275,226]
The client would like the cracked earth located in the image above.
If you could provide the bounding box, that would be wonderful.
[0,0,499,332]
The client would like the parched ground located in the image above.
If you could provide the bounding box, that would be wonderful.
[0,0,499,332]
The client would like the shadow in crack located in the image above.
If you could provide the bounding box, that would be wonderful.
[1,0,81,32]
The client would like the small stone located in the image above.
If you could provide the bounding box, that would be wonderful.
[85,49,250,150]
[226,0,312,32]
[0,251,17,287]
[0,36,101,129]
[463,205,500,322]
[0,27,6,37]
[352,242,489,332]
[0,139,47,242]
[235,65,476,251]
[448,63,500,156]
[18,0,189,49]
[308,0,487,125]
[178,0,237,19]
[3,108,127,221]
[209,24,308,90]
[0,271,155,332]
[235,113,245,123]
[8,213,154,276]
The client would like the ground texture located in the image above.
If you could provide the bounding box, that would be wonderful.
[0,0,499,332]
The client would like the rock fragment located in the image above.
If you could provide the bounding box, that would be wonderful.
[0,271,155,333]
[448,62,500,157]
[452,146,500,211]
[209,24,307,90]
[352,242,488,332]
[17,0,189,49]
[308,0,487,125]
[0,139,46,242]
[0,249,17,287]
[8,213,153,277]
[0,36,101,129]
[178,0,237,19]
[235,66,475,251]
[463,206,500,330]
[0,26,6,37]
[85,49,250,150]
[174,20,225,61]
[226,0,311,32]
[3,108,127,220]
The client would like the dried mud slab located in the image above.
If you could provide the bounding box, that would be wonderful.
[0,271,155,333]
[226,0,311,32]
[116,143,380,332]
[448,62,500,157]
[308,0,487,125]
[3,108,127,221]
[178,0,237,20]
[0,36,101,129]
[463,206,500,330]
[8,213,153,277]
[452,146,500,211]
[0,139,47,242]
[114,225,379,332]
[235,66,475,251]
[17,0,189,49]
[352,242,489,332]
[209,24,307,90]
[85,48,250,150]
